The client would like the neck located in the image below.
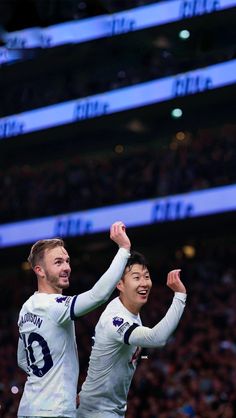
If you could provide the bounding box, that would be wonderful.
[37,280,62,294]
[119,296,140,315]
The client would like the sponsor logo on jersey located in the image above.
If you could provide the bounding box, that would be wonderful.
[55,296,71,306]
[112,316,124,327]
[117,321,130,335]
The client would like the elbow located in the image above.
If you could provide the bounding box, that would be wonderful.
[96,291,110,303]
[98,295,109,304]
[103,293,110,302]
[92,294,109,305]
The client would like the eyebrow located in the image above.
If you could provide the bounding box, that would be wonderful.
[131,270,149,275]
[54,257,70,262]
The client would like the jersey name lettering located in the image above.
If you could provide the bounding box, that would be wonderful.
[19,312,43,329]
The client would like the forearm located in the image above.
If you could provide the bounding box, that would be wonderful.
[73,248,130,317]
[129,292,187,347]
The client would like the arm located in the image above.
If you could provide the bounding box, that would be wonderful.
[72,222,131,318]
[17,335,29,374]
[128,292,186,347]
[128,269,187,347]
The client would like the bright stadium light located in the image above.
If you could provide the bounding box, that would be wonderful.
[11,386,19,394]
[171,108,183,118]
[179,29,190,39]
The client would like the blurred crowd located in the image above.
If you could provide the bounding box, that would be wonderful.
[0,123,236,224]
[1,237,236,417]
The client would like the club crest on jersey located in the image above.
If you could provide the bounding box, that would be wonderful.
[112,316,124,327]
[55,296,72,306]
[55,296,68,303]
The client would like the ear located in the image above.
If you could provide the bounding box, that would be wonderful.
[34,264,44,278]
[116,280,124,292]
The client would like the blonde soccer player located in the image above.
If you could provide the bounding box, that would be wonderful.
[17,221,131,418]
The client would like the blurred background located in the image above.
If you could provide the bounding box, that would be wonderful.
[0,0,236,417]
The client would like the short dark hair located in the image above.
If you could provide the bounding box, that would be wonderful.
[28,238,65,268]
[125,251,150,272]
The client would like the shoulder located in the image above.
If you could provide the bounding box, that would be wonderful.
[48,294,76,324]
[19,293,39,311]
[98,300,134,340]
[100,297,130,323]
[46,293,73,311]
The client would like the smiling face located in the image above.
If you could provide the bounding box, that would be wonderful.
[117,263,152,315]
[34,246,71,294]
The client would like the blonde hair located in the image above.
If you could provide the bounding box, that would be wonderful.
[28,238,65,268]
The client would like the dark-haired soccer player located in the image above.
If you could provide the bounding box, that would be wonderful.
[77,251,187,418]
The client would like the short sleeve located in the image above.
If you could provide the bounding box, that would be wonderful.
[103,311,140,345]
[48,295,77,324]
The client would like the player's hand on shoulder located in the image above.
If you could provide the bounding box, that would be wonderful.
[167,269,186,293]
[110,221,131,251]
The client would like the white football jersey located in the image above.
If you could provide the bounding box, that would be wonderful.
[78,297,142,417]
[17,292,79,417]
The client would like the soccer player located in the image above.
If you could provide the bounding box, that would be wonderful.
[77,251,187,418]
[17,221,131,418]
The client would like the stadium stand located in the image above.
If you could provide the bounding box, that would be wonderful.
[0,122,236,223]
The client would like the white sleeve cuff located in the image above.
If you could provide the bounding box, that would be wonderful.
[174,292,187,303]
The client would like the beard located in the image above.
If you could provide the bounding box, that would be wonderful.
[45,271,70,290]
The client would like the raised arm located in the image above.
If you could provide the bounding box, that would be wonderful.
[128,269,187,347]
[71,221,131,318]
